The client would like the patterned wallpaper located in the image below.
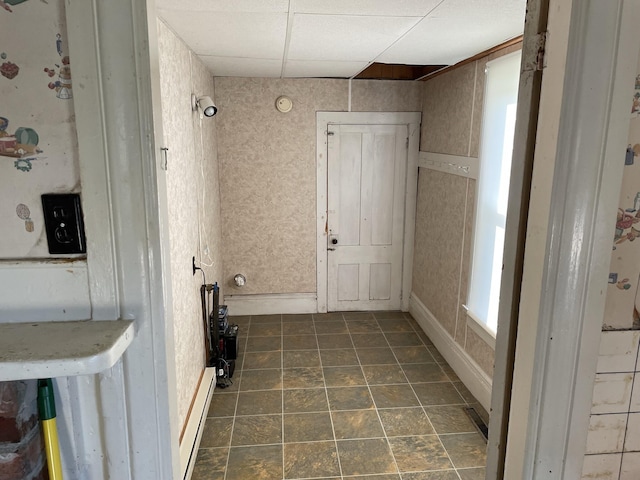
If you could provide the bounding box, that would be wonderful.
[604,50,640,330]
[412,45,522,377]
[158,20,222,431]
[214,77,422,295]
[0,0,80,258]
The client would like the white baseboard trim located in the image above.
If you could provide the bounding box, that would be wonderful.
[223,293,317,316]
[181,367,215,480]
[409,293,492,412]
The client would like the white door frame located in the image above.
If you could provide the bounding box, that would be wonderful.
[316,112,421,313]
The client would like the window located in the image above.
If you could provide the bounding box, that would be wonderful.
[467,51,521,335]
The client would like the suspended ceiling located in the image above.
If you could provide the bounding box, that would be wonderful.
[156,0,526,79]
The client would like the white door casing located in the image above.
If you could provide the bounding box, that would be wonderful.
[316,112,420,313]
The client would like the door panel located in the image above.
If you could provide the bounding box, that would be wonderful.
[327,124,407,311]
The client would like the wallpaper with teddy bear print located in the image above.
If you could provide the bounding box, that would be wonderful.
[0,0,80,258]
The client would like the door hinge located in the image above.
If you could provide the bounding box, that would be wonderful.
[406,137,409,149]
[524,31,547,72]
[327,131,335,136]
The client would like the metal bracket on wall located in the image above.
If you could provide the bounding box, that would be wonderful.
[160,147,169,170]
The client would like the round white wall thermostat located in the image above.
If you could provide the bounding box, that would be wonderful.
[275,96,293,113]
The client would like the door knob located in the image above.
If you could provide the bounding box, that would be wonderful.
[331,238,338,245]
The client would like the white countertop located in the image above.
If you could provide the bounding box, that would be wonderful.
[0,320,135,381]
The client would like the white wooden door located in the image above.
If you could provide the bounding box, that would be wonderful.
[327,124,408,311]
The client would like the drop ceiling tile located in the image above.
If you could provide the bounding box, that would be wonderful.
[376,15,523,65]
[157,0,288,13]
[284,60,369,78]
[288,14,421,62]
[159,11,287,58]
[294,0,442,17]
[199,56,283,77]
[430,0,526,19]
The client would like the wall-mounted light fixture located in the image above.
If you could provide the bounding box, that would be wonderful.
[233,274,246,287]
[192,94,218,117]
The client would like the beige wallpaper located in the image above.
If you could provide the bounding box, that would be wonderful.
[158,20,222,432]
[413,45,520,379]
[214,77,422,295]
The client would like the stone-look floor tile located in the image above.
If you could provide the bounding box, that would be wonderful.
[378,319,414,332]
[283,367,324,389]
[389,435,453,472]
[226,445,282,480]
[370,385,420,408]
[251,314,282,324]
[284,350,320,368]
[242,351,282,370]
[231,414,282,446]
[282,321,315,335]
[374,311,407,320]
[457,467,486,480]
[402,364,450,383]
[393,346,436,364]
[282,313,313,322]
[323,366,367,387]
[337,438,397,475]
[236,390,282,415]
[439,433,487,468]
[327,386,375,410]
[283,388,329,413]
[284,412,334,442]
[200,417,233,448]
[332,409,385,439]
[230,315,250,325]
[378,407,435,436]
[362,365,408,385]
[440,364,461,382]
[314,312,345,322]
[401,471,459,480]
[352,333,389,348]
[416,330,435,346]
[357,347,399,365]
[427,346,446,363]
[191,447,228,480]
[283,334,318,350]
[249,323,282,336]
[315,321,349,334]
[424,406,476,434]
[239,369,282,391]
[320,348,359,366]
[344,475,400,480]
[385,332,423,346]
[413,382,465,406]
[207,392,237,417]
[246,336,281,352]
[284,441,340,479]
[347,319,382,333]
[318,333,354,349]
[343,312,376,320]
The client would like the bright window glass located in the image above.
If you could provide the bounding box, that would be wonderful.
[467,51,521,334]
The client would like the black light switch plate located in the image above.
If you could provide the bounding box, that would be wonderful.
[41,193,86,254]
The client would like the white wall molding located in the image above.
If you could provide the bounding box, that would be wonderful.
[224,293,317,316]
[180,368,215,480]
[418,151,478,179]
[409,292,492,412]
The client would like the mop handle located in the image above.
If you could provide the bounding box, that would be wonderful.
[38,378,63,480]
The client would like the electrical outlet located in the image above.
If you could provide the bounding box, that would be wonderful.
[41,193,86,254]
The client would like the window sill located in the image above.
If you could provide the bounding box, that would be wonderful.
[464,309,497,350]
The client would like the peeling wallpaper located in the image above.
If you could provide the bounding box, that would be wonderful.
[158,20,222,432]
[214,77,422,295]
[411,46,524,378]
[0,0,80,258]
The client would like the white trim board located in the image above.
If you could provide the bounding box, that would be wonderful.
[410,292,492,412]
[224,293,317,316]
[181,368,215,480]
[418,151,478,179]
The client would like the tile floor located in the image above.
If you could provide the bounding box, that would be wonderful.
[192,311,488,480]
